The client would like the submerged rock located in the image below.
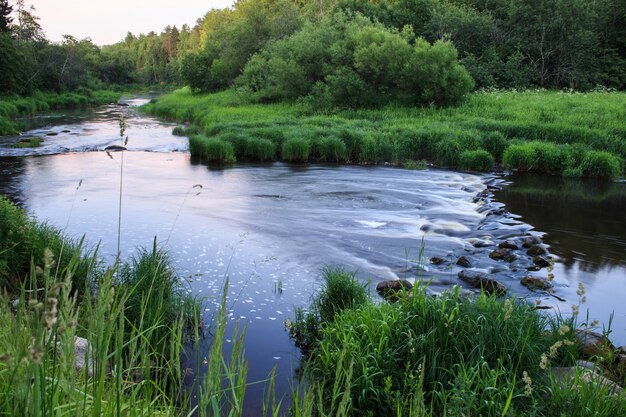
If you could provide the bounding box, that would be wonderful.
[458,270,506,295]
[533,255,551,268]
[521,276,553,291]
[527,245,547,256]
[456,256,472,268]
[376,279,413,301]
[430,257,446,265]
[104,145,127,152]
[498,240,519,250]
[489,248,516,262]
[522,236,542,248]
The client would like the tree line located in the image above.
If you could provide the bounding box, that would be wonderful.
[1,0,624,102]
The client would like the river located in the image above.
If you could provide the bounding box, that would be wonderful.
[1,98,625,414]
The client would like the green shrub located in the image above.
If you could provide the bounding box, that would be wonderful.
[503,143,535,172]
[318,136,348,162]
[460,150,494,171]
[243,137,275,161]
[189,135,236,163]
[403,159,428,170]
[434,138,463,168]
[282,137,310,162]
[580,151,624,180]
[482,131,508,161]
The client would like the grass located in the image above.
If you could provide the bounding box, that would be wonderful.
[0,90,121,136]
[0,196,258,417]
[142,87,626,180]
[288,267,626,417]
[7,137,43,148]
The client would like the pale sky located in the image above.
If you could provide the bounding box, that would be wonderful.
[27,0,235,46]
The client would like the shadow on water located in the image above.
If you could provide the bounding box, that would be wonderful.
[494,174,626,272]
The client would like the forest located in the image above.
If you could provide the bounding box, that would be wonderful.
[1,0,625,97]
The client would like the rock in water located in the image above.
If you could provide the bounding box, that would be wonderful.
[456,256,472,268]
[521,276,553,291]
[376,279,413,301]
[498,240,519,250]
[489,248,516,262]
[430,257,445,265]
[458,270,506,295]
[533,256,551,268]
[527,245,547,256]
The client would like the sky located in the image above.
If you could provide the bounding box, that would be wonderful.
[28,0,235,46]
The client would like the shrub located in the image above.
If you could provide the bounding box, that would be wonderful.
[460,150,494,172]
[580,151,624,180]
[503,143,535,172]
[403,159,428,170]
[282,137,310,162]
[481,131,507,161]
[243,137,275,161]
[318,136,348,162]
[189,135,236,163]
[434,138,463,168]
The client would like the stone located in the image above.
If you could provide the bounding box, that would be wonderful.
[489,248,516,262]
[575,329,614,358]
[498,240,519,250]
[522,236,542,248]
[46,132,58,136]
[526,265,541,272]
[430,257,445,265]
[376,279,413,301]
[551,366,622,395]
[458,270,506,295]
[620,346,626,355]
[74,336,92,375]
[104,145,127,152]
[521,276,553,291]
[527,245,547,256]
[456,256,472,268]
[533,255,551,268]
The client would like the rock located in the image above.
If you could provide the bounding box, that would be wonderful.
[526,265,541,272]
[575,329,614,358]
[533,255,551,268]
[376,279,413,301]
[522,236,542,248]
[620,346,626,355]
[104,145,127,152]
[498,240,519,250]
[61,129,71,133]
[521,276,553,291]
[117,102,130,106]
[472,239,493,248]
[46,132,58,136]
[576,360,600,372]
[458,270,506,295]
[74,336,92,375]
[527,245,547,256]
[489,248,516,262]
[456,256,472,268]
[551,366,622,395]
[430,257,445,265]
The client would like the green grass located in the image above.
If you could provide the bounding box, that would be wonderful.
[289,269,626,417]
[0,90,121,136]
[143,88,626,180]
[8,137,43,148]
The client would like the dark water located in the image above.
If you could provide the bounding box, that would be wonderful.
[495,175,626,344]
[1,100,625,414]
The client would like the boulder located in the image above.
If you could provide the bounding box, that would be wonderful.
[533,255,551,268]
[521,276,553,291]
[527,245,547,256]
[489,248,516,262]
[376,279,413,301]
[456,256,472,268]
[104,145,127,152]
[575,329,614,358]
[498,240,519,250]
[458,270,506,295]
[551,366,622,395]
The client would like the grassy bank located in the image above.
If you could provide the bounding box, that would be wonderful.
[0,197,250,417]
[143,88,626,180]
[288,269,626,417]
[0,90,121,136]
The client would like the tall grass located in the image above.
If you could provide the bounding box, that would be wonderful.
[142,88,626,179]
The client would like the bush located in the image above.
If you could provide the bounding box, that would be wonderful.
[580,151,624,180]
[189,135,236,163]
[243,137,275,161]
[318,136,348,162]
[503,143,535,172]
[460,149,494,171]
[481,131,507,161]
[282,137,310,162]
[434,138,462,168]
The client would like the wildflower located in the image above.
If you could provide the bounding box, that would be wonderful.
[43,248,54,268]
[576,282,586,297]
[558,325,571,336]
[540,353,549,370]
[549,341,563,358]
[571,304,579,316]
[590,320,599,328]
[522,371,533,396]
[503,299,513,321]
[28,346,44,364]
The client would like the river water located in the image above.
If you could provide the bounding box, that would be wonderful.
[1,99,625,413]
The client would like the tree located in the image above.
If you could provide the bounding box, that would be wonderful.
[0,0,13,33]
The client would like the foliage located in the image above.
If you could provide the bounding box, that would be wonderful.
[237,12,474,108]
[189,135,236,163]
[144,88,626,180]
[281,137,310,163]
[460,149,494,171]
